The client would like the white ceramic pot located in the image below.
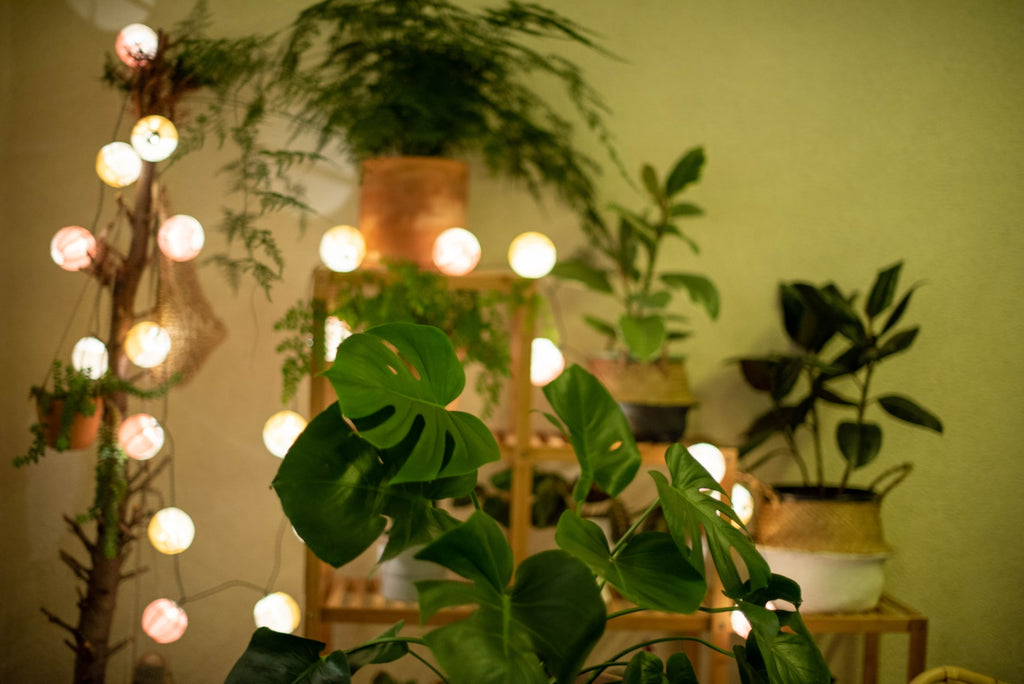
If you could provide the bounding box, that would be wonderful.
[757,546,889,613]
[377,544,446,603]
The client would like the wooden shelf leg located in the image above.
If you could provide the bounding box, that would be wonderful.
[907,620,928,681]
[862,633,879,684]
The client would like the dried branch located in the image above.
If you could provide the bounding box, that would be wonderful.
[63,515,97,554]
[59,550,91,583]
[108,637,132,658]
[120,566,149,582]
[127,456,171,492]
[41,607,79,640]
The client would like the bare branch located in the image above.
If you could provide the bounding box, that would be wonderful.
[108,637,133,658]
[63,515,96,554]
[120,566,149,582]
[59,550,91,583]
[42,607,79,640]
[127,456,171,493]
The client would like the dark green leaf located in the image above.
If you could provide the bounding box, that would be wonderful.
[665,652,699,684]
[416,511,511,592]
[865,262,902,318]
[877,327,919,360]
[665,147,705,197]
[327,323,500,484]
[225,628,350,684]
[623,651,667,684]
[738,358,778,393]
[620,314,667,361]
[814,284,867,344]
[631,290,672,310]
[669,202,704,217]
[780,283,835,352]
[771,358,803,402]
[877,395,943,433]
[641,163,663,203]
[660,272,720,320]
[583,315,618,340]
[542,364,641,500]
[345,623,409,672]
[550,258,613,293]
[836,421,882,468]
[880,285,918,335]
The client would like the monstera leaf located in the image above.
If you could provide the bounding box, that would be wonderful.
[542,364,641,502]
[651,444,770,596]
[225,629,352,684]
[416,512,606,684]
[326,323,500,484]
[555,510,705,614]
[272,403,474,567]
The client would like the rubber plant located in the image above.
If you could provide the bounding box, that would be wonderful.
[226,322,831,683]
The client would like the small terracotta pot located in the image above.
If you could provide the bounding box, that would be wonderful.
[38,398,103,450]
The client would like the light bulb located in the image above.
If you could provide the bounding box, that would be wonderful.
[131,115,178,162]
[731,482,754,525]
[263,410,307,458]
[688,443,727,484]
[96,142,142,188]
[731,601,776,638]
[319,225,365,273]
[432,227,481,276]
[157,215,205,261]
[142,599,187,644]
[118,413,165,460]
[148,507,195,555]
[50,226,97,271]
[116,24,158,67]
[253,592,301,633]
[530,338,565,386]
[508,232,556,279]
[125,321,171,368]
[71,336,109,379]
[324,317,352,362]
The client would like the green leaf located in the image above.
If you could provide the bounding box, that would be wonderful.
[780,284,836,353]
[225,628,351,684]
[865,261,902,318]
[620,314,667,361]
[542,364,641,500]
[880,285,918,335]
[744,611,832,684]
[421,513,606,684]
[641,163,663,203]
[836,421,882,468]
[877,327,919,360]
[813,284,867,344]
[327,323,500,484]
[877,395,943,433]
[651,444,770,596]
[630,289,672,310]
[660,272,720,320]
[272,404,471,567]
[583,315,618,340]
[556,511,705,614]
[550,258,613,293]
[669,202,704,217]
[665,147,705,197]
[665,652,699,684]
[345,623,409,671]
[623,651,667,684]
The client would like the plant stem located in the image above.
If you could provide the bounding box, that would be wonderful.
[583,636,734,683]
[609,500,659,561]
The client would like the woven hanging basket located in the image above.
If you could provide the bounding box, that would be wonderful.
[358,156,468,268]
[586,356,695,407]
[752,485,890,554]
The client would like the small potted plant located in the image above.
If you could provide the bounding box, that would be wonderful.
[552,147,720,441]
[276,0,618,266]
[226,322,831,683]
[18,361,107,465]
[735,261,943,612]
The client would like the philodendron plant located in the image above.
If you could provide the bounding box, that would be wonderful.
[226,323,830,683]
[737,261,943,494]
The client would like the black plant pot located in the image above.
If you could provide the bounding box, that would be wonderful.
[618,402,690,443]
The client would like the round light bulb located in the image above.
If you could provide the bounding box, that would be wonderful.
[508,232,556,279]
[131,115,178,162]
[688,442,727,484]
[116,24,159,67]
[253,592,301,633]
[263,410,307,458]
[118,413,165,460]
[71,336,109,379]
[50,226,97,271]
[324,317,352,363]
[731,482,755,525]
[432,227,481,276]
[530,337,565,387]
[731,601,776,638]
[142,599,187,644]
[96,142,142,188]
[157,215,205,261]
[319,225,365,273]
[148,507,195,555]
[125,321,171,368]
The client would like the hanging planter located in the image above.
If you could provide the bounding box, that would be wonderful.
[37,397,104,451]
[587,355,695,443]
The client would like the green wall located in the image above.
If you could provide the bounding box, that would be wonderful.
[2,1,1022,682]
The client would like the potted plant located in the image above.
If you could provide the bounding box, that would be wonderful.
[735,261,943,612]
[226,322,831,683]
[276,0,618,266]
[19,361,107,463]
[552,147,720,441]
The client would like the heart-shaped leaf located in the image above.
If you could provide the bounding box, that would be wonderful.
[225,628,351,684]
[327,323,500,484]
[619,314,666,361]
[836,421,882,469]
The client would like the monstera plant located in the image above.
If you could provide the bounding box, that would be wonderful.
[226,323,830,683]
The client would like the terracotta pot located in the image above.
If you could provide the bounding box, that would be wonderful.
[358,156,468,268]
[38,397,103,450]
[586,356,695,442]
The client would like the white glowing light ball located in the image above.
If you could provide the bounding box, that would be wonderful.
[324,317,352,362]
[142,599,187,644]
[731,482,755,525]
[731,601,776,638]
[508,232,556,279]
[253,592,301,633]
[71,336,109,379]
[530,338,565,387]
[319,225,365,272]
[96,142,142,188]
[157,215,205,262]
[50,226,97,271]
[125,321,171,368]
[131,115,178,162]
[432,227,481,276]
[118,413,165,460]
[148,507,195,555]
[116,24,159,67]
[688,442,727,484]
[263,410,307,458]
